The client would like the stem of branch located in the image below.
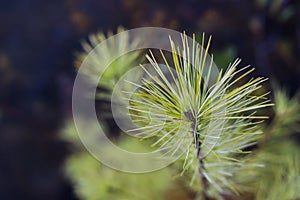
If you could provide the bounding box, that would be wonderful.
[185,110,209,200]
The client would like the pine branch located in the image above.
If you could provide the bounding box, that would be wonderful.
[128,32,272,199]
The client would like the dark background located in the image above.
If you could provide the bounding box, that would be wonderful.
[0,0,299,199]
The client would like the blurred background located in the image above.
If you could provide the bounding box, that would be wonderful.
[0,0,299,199]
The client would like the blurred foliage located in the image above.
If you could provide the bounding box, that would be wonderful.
[75,26,143,90]
[67,152,172,200]
[235,88,300,200]
[64,126,175,200]
[269,89,300,137]
[237,140,300,200]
